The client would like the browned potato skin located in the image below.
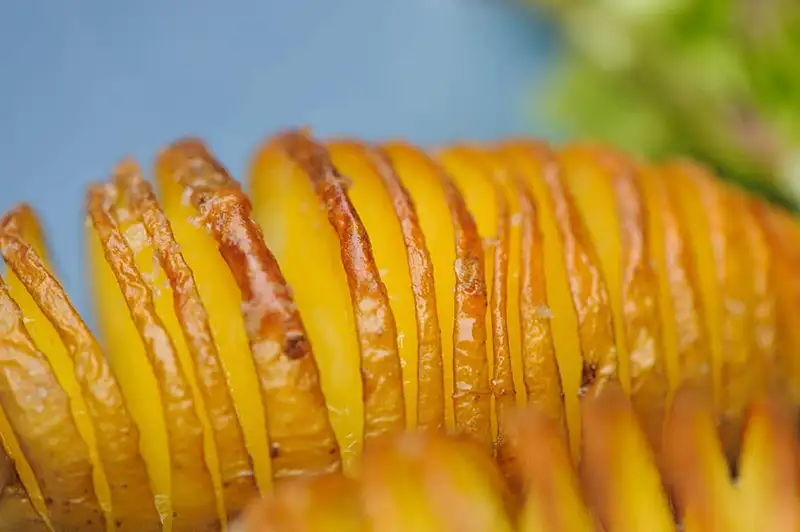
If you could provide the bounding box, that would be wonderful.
[0,483,51,532]
[1,207,160,530]
[157,139,341,479]
[354,145,446,433]
[269,131,407,441]
[87,185,219,530]
[0,276,104,530]
[115,161,260,515]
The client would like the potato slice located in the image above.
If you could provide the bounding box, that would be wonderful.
[324,141,422,432]
[0,275,103,529]
[497,141,617,460]
[381,142,459,431]
[635,166,710,393]
[162,139,340,480]
[664,161,762,459]
[750,202,800,402]
[235,474,365,532]
[383,142,492,448]
[580,383,675,532]
[156,147,273,494]
[510,409,593,532]
[362,146,445,432]
[737,397,799,531]
[86,184,218,530]
[558,145,668,451]
[663,386,738,531]
[0,482,51,532]
[1,207,160,530]
[115,162,259,517]
[361,432,514,532]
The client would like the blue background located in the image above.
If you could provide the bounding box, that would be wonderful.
[0,0,557,320]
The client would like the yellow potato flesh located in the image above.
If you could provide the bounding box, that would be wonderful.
[157,175,274,493]
[249,144,364,475]
[124,216,226,525]
[381,143,458,430]
[326,141,419,431]
[86,225,173,527]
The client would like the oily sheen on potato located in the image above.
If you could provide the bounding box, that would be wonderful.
[0,130,797,531]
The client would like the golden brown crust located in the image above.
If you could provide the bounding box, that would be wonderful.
[269,130,406,441]
[0,482,51,532]
[114,161,260,515]
[439,174,493,448]
[515,179,566,432]
[86,184,218,529]
[156,139,341,478]
[0,206,160,530]
[0,276,103,530]
[360,145,446,432]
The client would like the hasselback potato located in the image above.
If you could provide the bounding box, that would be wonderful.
[0,129,797,531]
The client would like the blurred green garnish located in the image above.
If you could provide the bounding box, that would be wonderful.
[530,0,800,210]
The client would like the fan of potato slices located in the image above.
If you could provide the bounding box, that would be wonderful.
[0,130,797,531]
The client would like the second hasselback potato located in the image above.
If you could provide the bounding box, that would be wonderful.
[0,129,797,531]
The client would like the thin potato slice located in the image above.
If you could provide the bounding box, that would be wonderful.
[510,410,594,532]
[1,209,160,530]
[635,166,710,392]
[737,398,799,531]
[0,276,103,530]
[160,139,340,479]
[325,140,421,432]
[115,162,259,516]
[361,432,514,532]
[156,148,273,494]
[558,145,668,451]
[497,141,617,460]
[271,131,406,442]
[437,146,519,467]
[580,383,675,532]
[363,146,445,432]
[663,386,738,532]
[235,474,365,532]
[87,185,218,530]
[381,142,459,430]
[750,202,800,402]
[665,161,758,459]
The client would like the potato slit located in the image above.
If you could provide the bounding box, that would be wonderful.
[157,139,341,479]
[275,131,406,440]
[366,147,445,432]
[0,275,104,530]
[115,162,260,515]
[86,185,218,530]
[0,211,160,530]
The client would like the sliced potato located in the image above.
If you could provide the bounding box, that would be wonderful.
[1,207,160,531]
[324,140,421,432]
[0,275,103,529]
[361,432,514,532]
[635,166,710,392]
[86,184,218,530]
[364,146,445,432]
[580,383,675,532]
[558,145,668,451]
[116,161,259,518]
[497,140,617,460]
[381,142,459,431]
[162,139,340,480]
